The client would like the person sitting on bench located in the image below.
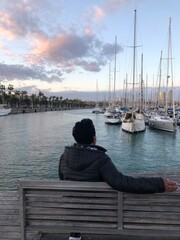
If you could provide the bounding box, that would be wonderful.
[59,118,178,193]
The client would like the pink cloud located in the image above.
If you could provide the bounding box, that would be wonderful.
[104,0,127,13]
[31,33,90,63]
[0,0,124,78]
[92,0,131,22]
[0,43,9,52]
[0,11,18,39]
[0,0,49,40]
[83,25,94,37]
[93,6,106,22]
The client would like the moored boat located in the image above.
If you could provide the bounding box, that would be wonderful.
[122,111,145,133]
[104,111,121,124]
[121,10,145,133]
[0,104,11,116]
[149,113,176,132]
[148,18,176,133]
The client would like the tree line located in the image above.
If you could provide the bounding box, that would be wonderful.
[0,84,96,109]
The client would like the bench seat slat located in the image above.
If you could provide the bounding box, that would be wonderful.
[26,196,117,205]
[124,205,180,212]
[124,199,180,206]
[27,208,117,216]
[124,223,180,231]
[124,211,180,218]
[26,190,117,198]
[26,202,118,210]
[124,217,180,224]
[27,220,118,228]
[26,214,118,222]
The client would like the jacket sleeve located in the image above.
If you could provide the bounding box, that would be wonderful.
[99,155,165,193]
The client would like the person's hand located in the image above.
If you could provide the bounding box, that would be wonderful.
[163,178,179,192]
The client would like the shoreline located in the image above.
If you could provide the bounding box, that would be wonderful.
[10,106,91,114]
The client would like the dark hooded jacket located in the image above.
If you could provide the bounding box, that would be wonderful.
[59,143,165,193]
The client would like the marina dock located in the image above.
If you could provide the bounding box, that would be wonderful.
[0,169,180,240]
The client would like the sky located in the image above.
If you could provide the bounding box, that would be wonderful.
[0,0,180,100]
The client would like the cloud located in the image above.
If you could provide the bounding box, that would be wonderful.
[0,63,63,82]
[91,0,136,22]
[104,0,128,13]
[0,0,123,84]
[93,6,106,22]
[32,34,91,61]
[28,32,123,72]
[76,60,101,72]
[0,0,42,39]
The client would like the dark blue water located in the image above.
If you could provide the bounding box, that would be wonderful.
[0,109,180,190]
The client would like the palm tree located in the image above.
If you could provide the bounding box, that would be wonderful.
[30,94,36,108]
[0,84,5,104]
[59,96,63,109]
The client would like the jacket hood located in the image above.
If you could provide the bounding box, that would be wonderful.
[63,143,107,171]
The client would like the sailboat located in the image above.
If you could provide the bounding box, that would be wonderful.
[0,104,11,116]
[121,10,146,133]
[104,36,121,124]
[149,18,176,132]
[0,84,11,116]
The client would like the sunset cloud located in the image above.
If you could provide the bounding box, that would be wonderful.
[91,0,131,23]
[0,0,124,91]
[0,0,123,77]
[27,32,123,73]
[0,0,41,39]
[0,63,63,82]
[93,6,106,22]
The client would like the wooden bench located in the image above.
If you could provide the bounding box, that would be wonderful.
[19,180,180,240]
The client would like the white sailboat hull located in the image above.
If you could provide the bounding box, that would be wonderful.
[149,115,176,132]
[122,112,146,133]
[105,117,121,124]
[0,108,11,116]
[104,113,121,125]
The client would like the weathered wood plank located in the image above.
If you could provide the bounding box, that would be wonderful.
[26,214,117,222]
[19,180,113,190]
[0,191,20,240]
[27,208,117,216]
[26,190,117,197]
[25,196,117,204]
[26,220,118,228]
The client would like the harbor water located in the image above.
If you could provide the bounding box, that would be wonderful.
[1,109,180,191]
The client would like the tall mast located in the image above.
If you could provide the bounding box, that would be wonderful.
[140,53,144,112]
[169,19,175,119]
[113,35,117,103]
[168,18,175,118]
[164,17,175,118]
[132,9,137,110]
[124,74,128,108]
[108,62,111,106]
[96,79,99,107]
[165,19,171,115]
[157,50,163,108]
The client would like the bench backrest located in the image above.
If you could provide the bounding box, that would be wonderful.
[19,180,180,240]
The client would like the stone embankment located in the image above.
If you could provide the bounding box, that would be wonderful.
[10,106,88,114]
